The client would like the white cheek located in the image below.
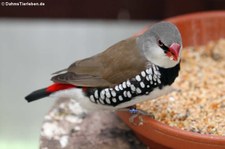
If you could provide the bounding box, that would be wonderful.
[144,46,165,64]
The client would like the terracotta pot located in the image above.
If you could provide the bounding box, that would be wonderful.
[117,11,225,149]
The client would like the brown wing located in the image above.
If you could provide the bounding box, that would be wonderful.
[51,37,148,87]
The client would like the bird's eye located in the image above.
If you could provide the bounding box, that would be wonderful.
[158,40,168,51]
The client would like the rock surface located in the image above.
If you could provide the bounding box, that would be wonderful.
[40,98,146,149]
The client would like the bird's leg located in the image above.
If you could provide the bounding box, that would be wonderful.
[129,107,144,126]
[117,106,154,126]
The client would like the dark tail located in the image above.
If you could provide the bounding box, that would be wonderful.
[25,83,76,102]
[25,88,50,102]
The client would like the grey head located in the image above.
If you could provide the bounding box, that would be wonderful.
[137,22,182,68]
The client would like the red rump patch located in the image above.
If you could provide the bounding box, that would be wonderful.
[46,83,76,93]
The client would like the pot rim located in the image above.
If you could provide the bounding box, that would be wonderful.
[165,10,225,23]
[117,112,225,146]
[144,115,225,143]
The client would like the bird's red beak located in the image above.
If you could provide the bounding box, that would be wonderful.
[166,43,181,61]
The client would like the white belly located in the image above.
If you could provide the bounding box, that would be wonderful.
[115,85,174,109]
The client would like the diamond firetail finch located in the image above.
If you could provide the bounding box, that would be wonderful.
[25,22,182,111]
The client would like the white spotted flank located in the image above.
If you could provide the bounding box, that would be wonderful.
[94,90,98,98]
[90,95,95,102]
[127,91,132,98]
[141,71,146,77]
[136,75,141,81]
[118,96,123,101]
[112,98,117,103]
[111,90,116,97]
[140,82,145,88]
[105,98,111,104]
[136,87,142,94]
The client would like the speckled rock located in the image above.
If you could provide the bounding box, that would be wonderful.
[40,98,146,149]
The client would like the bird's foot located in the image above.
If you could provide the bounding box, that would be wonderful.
[129,112,144,126]
[118,106,154,126]
[129,107,155,126]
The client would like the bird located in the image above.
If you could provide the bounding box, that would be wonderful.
[25,22,182,116]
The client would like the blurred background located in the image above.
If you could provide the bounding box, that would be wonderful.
[0,0,224,149]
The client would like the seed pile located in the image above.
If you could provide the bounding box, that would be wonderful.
[137,39,225,136]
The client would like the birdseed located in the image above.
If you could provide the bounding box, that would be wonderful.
[137,39,225,136]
